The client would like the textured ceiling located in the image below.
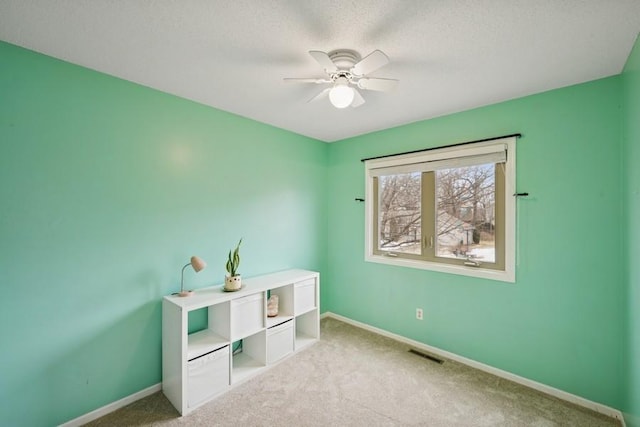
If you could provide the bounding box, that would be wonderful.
[1,1,639,142]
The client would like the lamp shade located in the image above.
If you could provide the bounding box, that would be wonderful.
[178,255,207,297]
[329,77,355,109]
[190,256,207,272]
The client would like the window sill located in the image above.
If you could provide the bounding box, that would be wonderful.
[365,254,515,283]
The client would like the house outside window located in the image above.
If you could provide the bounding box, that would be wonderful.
[364,136,516,282]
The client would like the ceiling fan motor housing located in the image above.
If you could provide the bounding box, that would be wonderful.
[327,49,361,71]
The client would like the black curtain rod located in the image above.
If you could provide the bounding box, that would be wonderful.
[360,133,522,162]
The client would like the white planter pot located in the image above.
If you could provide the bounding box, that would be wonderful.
[224,275,242,291]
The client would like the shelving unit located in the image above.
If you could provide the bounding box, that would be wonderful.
[162,269,320,415]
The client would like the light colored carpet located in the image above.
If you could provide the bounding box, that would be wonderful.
[86,317,619,426]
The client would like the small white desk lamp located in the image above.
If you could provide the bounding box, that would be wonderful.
[178,256,206,297]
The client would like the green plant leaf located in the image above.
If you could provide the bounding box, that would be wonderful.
[225,238,243,277]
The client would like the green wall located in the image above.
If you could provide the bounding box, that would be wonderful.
[0,41,327,426]
[623,34,640,427]
[1,35,637,425]
[326,77,626,409]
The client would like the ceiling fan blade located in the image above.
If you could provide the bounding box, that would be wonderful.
[357,77,399,92]
[351,89,365,108]
[351,50,389,76]
[283,78,331,84]
[308,50,338,73]
[308,88,330,103]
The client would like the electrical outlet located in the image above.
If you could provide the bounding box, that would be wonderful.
[416,308,423,320]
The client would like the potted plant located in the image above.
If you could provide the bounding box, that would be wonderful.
[224,238,242,291]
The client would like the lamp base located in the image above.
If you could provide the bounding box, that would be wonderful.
[178,290,194,297]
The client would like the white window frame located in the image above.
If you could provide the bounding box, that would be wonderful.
[364,136,516,283]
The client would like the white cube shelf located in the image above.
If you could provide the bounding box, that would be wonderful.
[162,269,319,415]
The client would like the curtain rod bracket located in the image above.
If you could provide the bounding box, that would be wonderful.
[355,198,365,202]
[514,192,529,197]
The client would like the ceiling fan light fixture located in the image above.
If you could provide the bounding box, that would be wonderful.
[329,77,354,109]
[286,49,396,109]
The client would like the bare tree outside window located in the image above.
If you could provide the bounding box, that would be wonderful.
[436,164,496,262]
[378,172,421,254]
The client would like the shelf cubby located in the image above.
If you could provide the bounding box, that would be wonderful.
[268,283,294,318]
[208,301,231,340]
[295,309,319,351]
[232,330,266,384]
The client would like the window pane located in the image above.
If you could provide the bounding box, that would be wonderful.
[377,172,421,254]
[435,164,496,263]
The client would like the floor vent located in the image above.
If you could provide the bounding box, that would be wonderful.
[409,349,444,364]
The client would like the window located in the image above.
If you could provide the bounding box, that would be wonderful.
[365,136,516,282]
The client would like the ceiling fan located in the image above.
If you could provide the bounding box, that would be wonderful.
[284,49,399,109]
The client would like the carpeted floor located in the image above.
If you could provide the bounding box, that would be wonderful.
[86,317,620,426]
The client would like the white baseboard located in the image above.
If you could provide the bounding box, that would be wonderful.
[322,311,625,425]
[59,383,161,427]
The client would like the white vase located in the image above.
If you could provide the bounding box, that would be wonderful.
[224,274,242,291]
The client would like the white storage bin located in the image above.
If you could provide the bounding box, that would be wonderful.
[187,329,227,360]
[267,320,294,364]
[294,279,316,314]
[188,346,229,408]
[231,293,264,339]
